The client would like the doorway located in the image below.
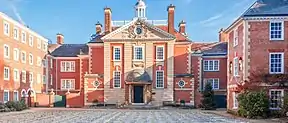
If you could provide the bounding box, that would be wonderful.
[133,86,144,103]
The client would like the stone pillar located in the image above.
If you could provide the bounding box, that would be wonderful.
[65,90,70,108]
[84,77,88,106]
[49,90,55,108]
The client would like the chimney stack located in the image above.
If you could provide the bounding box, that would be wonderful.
[178,20,186,35]
[219,28,227,42]
[95,21,102,34]
[104,7,112,34]
[56,33,64,45]
[167,4,175,34]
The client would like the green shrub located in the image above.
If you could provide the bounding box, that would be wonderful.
[4,100,28,112]
[180,100,185,106]
[237,90,270,118]
[200,83,216,110]
[278,92,288,117]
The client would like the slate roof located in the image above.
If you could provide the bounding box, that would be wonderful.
[88,34,104,43]
[243,0,288,17]
[50,44,89,57]
[201,42,227,56]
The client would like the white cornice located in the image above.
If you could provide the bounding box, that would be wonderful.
[244,16,288,21]
[53,57,80,59]
[0,12,48,42]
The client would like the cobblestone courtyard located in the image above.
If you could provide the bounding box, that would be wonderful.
[0,108,247,123]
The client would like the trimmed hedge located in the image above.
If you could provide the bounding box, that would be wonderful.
[0,100,28,112]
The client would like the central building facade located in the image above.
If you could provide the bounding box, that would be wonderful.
[48,0,197,107]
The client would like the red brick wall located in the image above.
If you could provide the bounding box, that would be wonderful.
[53,59,81,93]
[174,45,189,74]
[153,43,168,88]
[66,93,84,107]
[203,57,227,90]
[174,90,190,103]
[249,21,288,74]
[87,90,104,103]
[174,77,193,103]
[91,46,104,74]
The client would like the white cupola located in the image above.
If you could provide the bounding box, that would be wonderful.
[135,0,146,19]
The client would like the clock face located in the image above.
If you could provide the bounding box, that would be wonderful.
[135,26,143,35]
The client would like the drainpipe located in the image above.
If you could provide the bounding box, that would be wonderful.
[55,58,58,95]
[45,56,49,94]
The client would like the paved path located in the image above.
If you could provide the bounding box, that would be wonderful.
[0,108,248,123]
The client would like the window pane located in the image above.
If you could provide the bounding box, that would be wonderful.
[156,71,164,88]
[114,71,121,88]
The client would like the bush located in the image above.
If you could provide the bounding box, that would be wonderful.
[199,83,216,110]
[278,92,288,117]
[3,100,28,112]
[180,100,185,106]
[237,90,270,118]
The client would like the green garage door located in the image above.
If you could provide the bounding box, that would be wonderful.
[214,95,227,108]
[54,95,66,107]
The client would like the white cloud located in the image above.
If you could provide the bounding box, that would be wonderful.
[200,14,223,25]
[4,0,26,25]
[199,0,255,27]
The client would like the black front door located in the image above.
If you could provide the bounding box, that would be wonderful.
[134,86,144,103]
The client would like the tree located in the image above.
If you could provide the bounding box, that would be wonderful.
[200,83,216,110]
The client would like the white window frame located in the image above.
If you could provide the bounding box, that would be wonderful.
[133,46,144,61]
[4,44,10,59]
[205,78,220,90]
[21,51,26,63]
[156,46,165,61]
[13,48,19,61]
[21,70,26,83]
[269,89,284,110]
[50,74,53,85]
[233,92,239,109]
[13,90,19,101]
[37,74,41,84]
[21,31,26,43]
[113,71,121,88]
[3,90,9,103]
[29,72,33,83]
[113,46,121,61]
[13,27,19,40]
[29,35,34,47]
[37,57,42,67]
[37,39,41,49]
[156,70,164,88]
[203,60,219,71]
[4,67,10,81]
[270,21,284,40]
[269,52,284,74]
[3,21,9,36]
[60,61,75,72]
[233,28,238,47]
[42,42,47,51]
[233,57,239,76]
[29,53,33,65]
[50,59,53,68]
[13,69,19,82]
[61,79,75,90]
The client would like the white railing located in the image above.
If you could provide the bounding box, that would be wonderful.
[111,19,167,27]
[112,20,131,27]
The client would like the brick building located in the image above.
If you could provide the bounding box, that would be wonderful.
[0,12,49,104]
[46,0,228,107]
[225,0,288,111]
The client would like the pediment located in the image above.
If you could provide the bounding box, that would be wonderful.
[101,19,175,41]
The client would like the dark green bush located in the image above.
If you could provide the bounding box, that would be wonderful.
[200,83,216,110]
[180,100,185,106]
[237,90,270,118]
[3,100,28,112]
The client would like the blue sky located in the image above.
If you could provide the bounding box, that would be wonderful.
[0,0,255,43]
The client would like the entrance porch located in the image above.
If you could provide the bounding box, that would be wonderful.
[125,82,152,105]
